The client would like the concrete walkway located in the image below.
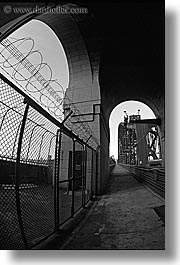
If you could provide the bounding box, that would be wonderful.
[62,165,165,250]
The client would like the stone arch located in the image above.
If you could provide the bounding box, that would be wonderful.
[107,95,164,142]
[0,2,164,191]
[100,90,164,168]
[0,11,101,117]
[99,64,165,168]
[35,13,100,105]
[0,11,103,189]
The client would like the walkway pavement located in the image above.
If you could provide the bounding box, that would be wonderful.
[61,165,165,250]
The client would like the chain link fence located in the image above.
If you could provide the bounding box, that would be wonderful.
[0,74,98,249]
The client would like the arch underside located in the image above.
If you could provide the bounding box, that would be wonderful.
[0,1,165,192]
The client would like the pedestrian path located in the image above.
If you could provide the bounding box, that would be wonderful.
[62,164,165,249]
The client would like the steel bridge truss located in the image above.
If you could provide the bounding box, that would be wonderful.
[118,122,162,166]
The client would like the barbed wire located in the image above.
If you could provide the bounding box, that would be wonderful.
[0,36,99,148]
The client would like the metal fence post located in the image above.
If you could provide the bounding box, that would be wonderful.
[84,145,87,205]
[82,144,86,208]
[15,101,29,249]
[90,148,94,200]
[54,128,62,231]
[95,148,99,196]
[71,138,75,216]
[0,73,99,248]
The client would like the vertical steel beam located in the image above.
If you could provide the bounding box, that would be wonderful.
[15,102,29,249]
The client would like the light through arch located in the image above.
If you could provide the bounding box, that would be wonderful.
[109,100,156,160]
[0,19,69,120]
[6,19,69,89]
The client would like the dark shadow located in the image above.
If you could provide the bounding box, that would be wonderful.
[154,205,165,224]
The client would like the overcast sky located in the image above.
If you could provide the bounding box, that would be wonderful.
[1,19,69,91]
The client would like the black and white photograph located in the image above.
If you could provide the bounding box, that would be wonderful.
[0,0,174,259]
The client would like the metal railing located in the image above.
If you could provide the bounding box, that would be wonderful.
[120,164,165,198]
[0,73,98,249]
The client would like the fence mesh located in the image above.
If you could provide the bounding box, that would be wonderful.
[74,141,84,213]
[85,146,92,203]
[0,79,26,249]
[0,76,97,249]
[18,107,58,248]
[59,132,73,225]
[0,78,58,248]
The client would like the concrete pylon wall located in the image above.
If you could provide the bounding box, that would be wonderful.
[37,7,165,190]
[35,13,106,193]
[0,11,108,195]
